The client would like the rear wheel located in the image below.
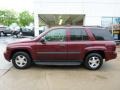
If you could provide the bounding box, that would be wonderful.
[84,53,103,70]
[12,52,32,69]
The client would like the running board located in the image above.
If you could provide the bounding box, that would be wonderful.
[34,61,82,66]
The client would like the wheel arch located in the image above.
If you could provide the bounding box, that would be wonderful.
[84,50,105,60]
[10,49,33,60]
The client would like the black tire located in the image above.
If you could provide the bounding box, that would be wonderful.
[12,52,32,69]
[4,33,7,36]
[84,53,103,70]
[0,31,4,36]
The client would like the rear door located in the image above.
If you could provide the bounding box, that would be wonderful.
[67,28,89,60]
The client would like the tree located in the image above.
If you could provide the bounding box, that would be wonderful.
[0,10,17,26]
[18,11,33,26]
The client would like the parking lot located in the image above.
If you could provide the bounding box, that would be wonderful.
[0,37,120,90]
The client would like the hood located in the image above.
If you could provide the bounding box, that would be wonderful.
[8,38,34,45]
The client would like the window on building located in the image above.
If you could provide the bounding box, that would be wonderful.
[113,17,120,24]
[101,17,113,28]
[101,17,120,27]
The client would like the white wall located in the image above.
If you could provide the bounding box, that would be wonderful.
[84,16,102,26]
[34,13,39,36]
[33,0,120,35]
[34,0,120,17]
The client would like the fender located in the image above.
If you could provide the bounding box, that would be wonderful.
[85,46,107,52]
[9,46,36,60]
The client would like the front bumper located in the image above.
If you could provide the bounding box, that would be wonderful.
[4,51,11,62]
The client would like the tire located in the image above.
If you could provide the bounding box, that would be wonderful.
[0,32,4,36]
[16,31,22,38]
[12,52,32,69]
[4,33,7,36]
[84,53,103,70]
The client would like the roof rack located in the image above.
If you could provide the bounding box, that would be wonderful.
[83,25,103,27]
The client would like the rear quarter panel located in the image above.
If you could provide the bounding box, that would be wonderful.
[81,41,107,60]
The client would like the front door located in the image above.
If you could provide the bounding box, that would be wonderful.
[36,28,67,61]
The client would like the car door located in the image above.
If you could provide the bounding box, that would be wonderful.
[67,28,89,60]
[36,28,67,61]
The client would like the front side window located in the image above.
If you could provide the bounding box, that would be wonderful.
[69,28,89,41]
[44,28,66,41]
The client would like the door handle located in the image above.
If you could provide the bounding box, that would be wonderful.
[86,44,92,47]
[59,44,65,47]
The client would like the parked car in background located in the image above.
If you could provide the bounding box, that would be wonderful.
[20,23,35,36]
[1,27,20,37]
[21,28,34,36]
[0,23,20,37]
[9,23,20,37]
[4,26,117,70]
[0,26,7,36]
[21,28,44,37]
[2,27,13,36]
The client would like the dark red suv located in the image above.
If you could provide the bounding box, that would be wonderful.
[4,26,117,70]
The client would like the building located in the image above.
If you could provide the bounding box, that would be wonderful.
[33,0,120,40]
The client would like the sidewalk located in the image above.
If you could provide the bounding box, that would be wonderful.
[0,43,12,77]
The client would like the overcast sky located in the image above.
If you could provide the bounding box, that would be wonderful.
[1,0,120,13]
[0,0,33,12]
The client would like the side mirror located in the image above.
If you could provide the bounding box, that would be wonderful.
[40,37,46,44]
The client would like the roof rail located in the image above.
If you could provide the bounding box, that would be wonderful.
[83,25,103,27]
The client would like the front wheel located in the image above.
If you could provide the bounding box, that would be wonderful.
[12,52,32,69]
[84,53,103,70]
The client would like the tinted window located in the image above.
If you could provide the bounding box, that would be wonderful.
[44,28,66,41]
[91,29,114,41]
[70,28,89,41]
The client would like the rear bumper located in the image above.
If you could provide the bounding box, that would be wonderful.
[105,51,117,61]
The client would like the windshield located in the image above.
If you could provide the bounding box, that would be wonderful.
[33,29,49,40]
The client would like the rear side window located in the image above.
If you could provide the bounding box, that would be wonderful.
[91,29,114,41]
[69,28,89,41]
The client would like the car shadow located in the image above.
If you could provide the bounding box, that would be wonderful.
[29,62,117,72]
[32,64,84,70]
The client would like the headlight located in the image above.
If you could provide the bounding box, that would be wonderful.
[6,46,11,51]
[0,44,7,52]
